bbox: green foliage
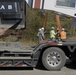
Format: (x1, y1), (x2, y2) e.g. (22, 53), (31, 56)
(23, 4), (75, 45)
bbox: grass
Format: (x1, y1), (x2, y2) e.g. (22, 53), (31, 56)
(20, 39), (38, 46)
(0, 34), (76, 47)
(0, 35), (38, 46)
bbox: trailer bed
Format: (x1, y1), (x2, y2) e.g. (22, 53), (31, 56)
(41, 40), (76, 46)
(61, 41), (76, 45)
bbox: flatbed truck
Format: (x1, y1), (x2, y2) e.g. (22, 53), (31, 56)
(0, 0), (76, 71)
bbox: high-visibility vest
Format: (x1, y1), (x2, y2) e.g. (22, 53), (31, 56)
(50, 30), (56, 38)
(60, 31), (66, 40)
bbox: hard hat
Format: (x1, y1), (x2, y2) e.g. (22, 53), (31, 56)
(39, 28), (41, 31)
(41, 27), (44, 30)
(62, 28), (65, 30)
(51, 27), (54, 29)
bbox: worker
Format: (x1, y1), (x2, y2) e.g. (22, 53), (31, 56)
(41, 27), (45, 40)
(56, 28), (60, 41)
(50, 27), (56, 42)
(60, 28), (67, 42)
(37, 28), (43, 43)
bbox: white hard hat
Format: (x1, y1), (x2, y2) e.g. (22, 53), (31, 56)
(41, 27), (44, 30)
(51, 27), (54, 29)
(62, 28), (65, 30)
(39, 28), (41, 31)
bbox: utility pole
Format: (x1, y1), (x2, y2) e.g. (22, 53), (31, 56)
(56, 15), (61, 33)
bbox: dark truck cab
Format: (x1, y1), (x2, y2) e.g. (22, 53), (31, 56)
(0, 0), (25, 29)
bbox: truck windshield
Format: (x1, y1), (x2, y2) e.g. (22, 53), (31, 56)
(56, 0), (75, 8)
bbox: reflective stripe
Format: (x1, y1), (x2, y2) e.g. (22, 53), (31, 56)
(58, 43), (63, 45)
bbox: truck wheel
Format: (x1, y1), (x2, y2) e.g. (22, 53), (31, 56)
(42, 47), (66, 71)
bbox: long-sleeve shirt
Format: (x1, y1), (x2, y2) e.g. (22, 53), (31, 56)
(50, 30), (56, 38)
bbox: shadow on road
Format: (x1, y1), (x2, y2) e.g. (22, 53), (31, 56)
(35, 62), (47, 71)
(65, 59), (76, 70)
(0, 67), (33, 71)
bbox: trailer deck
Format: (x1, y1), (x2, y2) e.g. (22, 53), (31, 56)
(40, 40), (76, 46)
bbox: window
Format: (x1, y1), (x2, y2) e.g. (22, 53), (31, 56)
(56, 0), (75, 8)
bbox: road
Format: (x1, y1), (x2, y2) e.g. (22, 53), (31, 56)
(0, 59), (76, 75)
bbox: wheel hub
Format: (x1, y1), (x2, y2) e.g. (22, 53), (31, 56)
(51, 56), (57, 62)
(47, 52), (61, 67)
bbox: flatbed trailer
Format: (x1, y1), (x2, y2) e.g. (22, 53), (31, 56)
(0, 41), (75, 71)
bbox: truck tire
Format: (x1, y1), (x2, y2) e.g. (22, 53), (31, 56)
(42, 47), (66, 71)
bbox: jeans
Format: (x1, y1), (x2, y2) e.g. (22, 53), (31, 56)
(50, 38), (55, 42)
